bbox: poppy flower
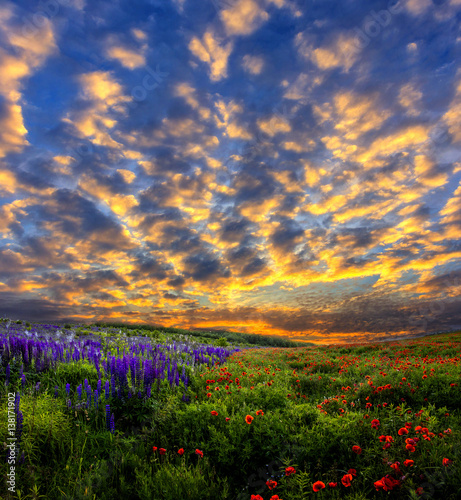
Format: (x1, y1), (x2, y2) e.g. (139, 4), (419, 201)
(266, 479), (277, 490)
(371, 419), (380, 429)
(390, 462), (401, 473)
(195, 449), (203, 458)
(250, 495), (263, 500)
(211, 410), (218, 416)
(225, 417), (230, 422)
(442, 458), (453, 466)
(406, 444), (416, 452)
(352, 445), (362, 454)
(313, 481), (325, 492)
(270, 496), (281, 500)
(348, 469), (357, 477)
(285, 466), (296, 476)
(152, 446), (157, 452)
(416, 487), (424, 496)
(177, 448), (184, 455)
(329, 482), (337, 488)
(256, 409), (264, 416)
(398, 427), (408, 435)
(245, 415), (254, 424)
(341, 474), (353, 487)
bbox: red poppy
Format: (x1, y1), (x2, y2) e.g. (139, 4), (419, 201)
(285, 466), (296, 476)
(348, 469), (357, 477)
(195, 449), (203, 458)
(225, 417), (230, 421)
(206, 393), (212, 398)
(266, 479), (277, 490)
(250, 495), (263, 500)
(341, 474), (353, 487)
(177, 448), (184, 455)
(313, 481), (325, 492)
(442, 458), (453, 466)
(329, 482), (337, 488)
(416, 487), (424, 495)
(159, 448), (166, 455)
(352, 445), (362, 454)
(404, 460), (414, 467)
(371, 419), (380, 429)
(211, 410), (218, 416)
(152, 446), (157, 452)
(406, 444), (416, 452)
(270, 496), (281, 500)
(398, 427), (408, 435)
(256, 409), (264, 416)
(245, 415), (254, 424)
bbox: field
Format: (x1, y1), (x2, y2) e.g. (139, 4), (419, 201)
(1, 318), (460, 499)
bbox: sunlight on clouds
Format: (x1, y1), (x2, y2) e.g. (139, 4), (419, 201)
(189, 31), (233, 81)
(296, 32), (361, 73)
(0, 7), (56, 156)
(357, 125), (429, 165)
(242, 54), (264, 74)
(220, 0), (269, 36)
(258, 114), (291, 137)
(399, 83), (422, 116)
(106, 45), (146, 69)
(174, 82), (211, 120)
(215, 99), (252, 139)
(404, 0), (432, 15)
(442, 77), (461, 142)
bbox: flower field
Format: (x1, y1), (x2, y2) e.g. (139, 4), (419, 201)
(1, 318), (460, 499)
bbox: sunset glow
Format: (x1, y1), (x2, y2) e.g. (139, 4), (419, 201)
(0, 0), (460, 343)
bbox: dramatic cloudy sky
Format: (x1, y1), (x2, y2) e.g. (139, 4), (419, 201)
(0, 0), (460, 343)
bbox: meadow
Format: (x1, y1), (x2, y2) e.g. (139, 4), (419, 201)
(0, 318), (460, 499)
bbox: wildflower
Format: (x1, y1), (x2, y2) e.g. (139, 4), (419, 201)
(195, 449), (203, 458)
(329, 482), (337, 487)
(256, 409), (264, 416)
(406, 444), (416, 452)
(159, 448), (166, 455)
(245, 415), (254, 424)
(442, 458), (453, 466)
(285, 466), (296, 476)
(270, 496), (281, 500)
(266, 479), (277, 490)
(177, 448), (184, 455)
(206, 393), (212, 398)
(348, 469), (357, 477)
(352, 445), (362, 454)
(403, 460), (414, 467)
(371, 419), (380, 429)
(416, 487), (424, 496)
(251, 496), (263, 500)
(398, 427), (409, 435)
(313, 481), (325, 492)
(153, 446), (158, 452)
(225, 417), (230, 422)
(211, 410), (218, 416)
(341, 474), (353, 487)
(390, 462), (401, 473)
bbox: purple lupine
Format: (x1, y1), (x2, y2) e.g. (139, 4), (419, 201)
(104, 380), (110, 399)
(77, 384), (82, 400)
(35, 382), (40, 392)
(94, 390), (99, 410)
(21, 373), (26, 389)
(105, 405), (111, 430)
(54, 385), (59, 398)
(110, 413), (115, 434)
(66, 383), (70, 396)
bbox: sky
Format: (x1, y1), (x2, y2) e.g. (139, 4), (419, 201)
(0, 0), (460, 344)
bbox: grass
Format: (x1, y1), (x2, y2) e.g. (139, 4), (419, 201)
(1, 318), (460, 499)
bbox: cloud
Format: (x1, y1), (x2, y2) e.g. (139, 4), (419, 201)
(241, 54), (264, 74)
(220, 0), (269, 36)
(189, 30), (233, 81)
